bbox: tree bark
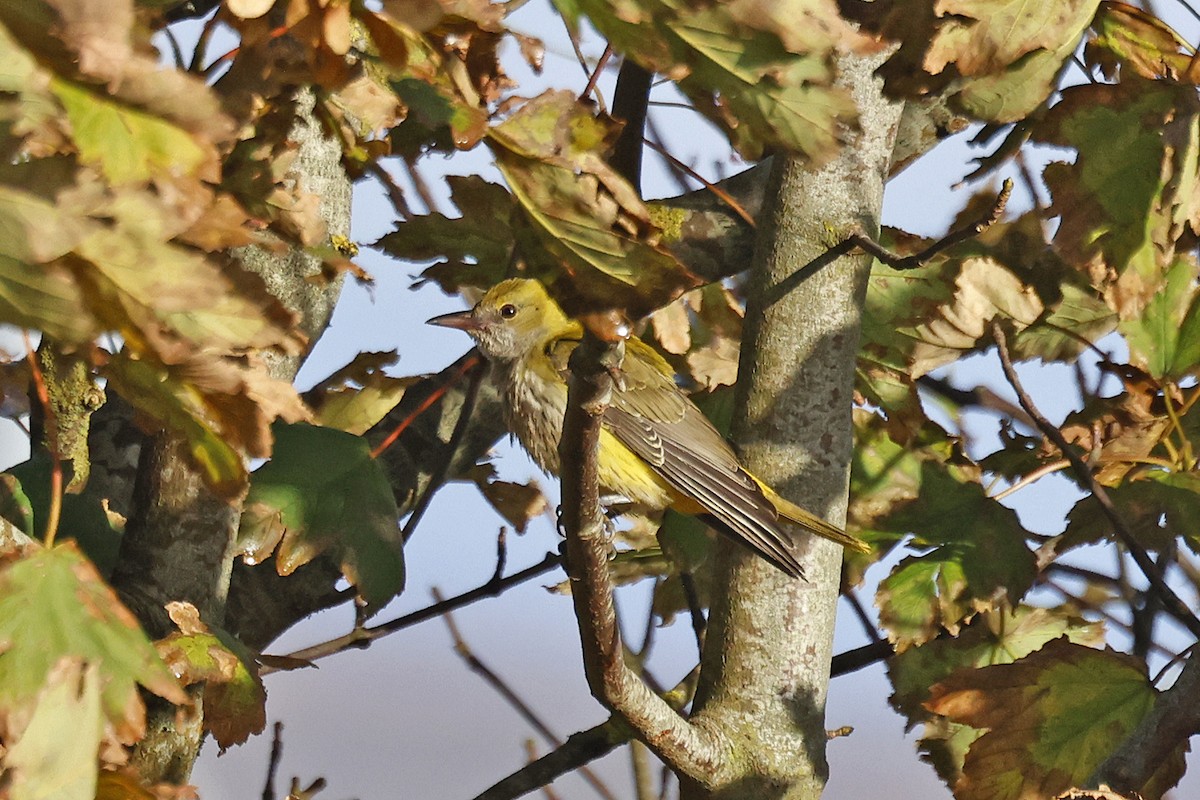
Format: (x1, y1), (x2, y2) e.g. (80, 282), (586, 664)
(684, 51), (902, 799)
(109, 86), (350, 784)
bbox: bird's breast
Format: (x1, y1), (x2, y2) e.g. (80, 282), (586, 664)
(501, 358), (567, 475)
(498, 357), (675, 510)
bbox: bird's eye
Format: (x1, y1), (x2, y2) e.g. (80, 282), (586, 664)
(499, 304), (517, 318)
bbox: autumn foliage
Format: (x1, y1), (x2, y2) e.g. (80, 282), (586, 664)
(2, 1), (1200, 798)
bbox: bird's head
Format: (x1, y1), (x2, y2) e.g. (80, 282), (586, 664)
(426, 279), (573, 361)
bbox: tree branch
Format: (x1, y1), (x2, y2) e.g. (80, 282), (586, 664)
(681, 47), (902, 800)
(559, 334), (727, 780)
(435, 588), (619, 800)
(262, 552), (562, 671)
(1088, 650), (1200, 793)
(991, 322), (1200, 639)
(473, 721), (630, 800)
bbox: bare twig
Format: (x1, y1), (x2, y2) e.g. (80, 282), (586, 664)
(400, 357), (486, 543)
(370, 353), (481, 459)
(188, 5), (221, 73)
(364, 161), (415, 221)
(580, 44), (614, 105)
(491, 528), (509, 583)
(263, 552), (562, 672)
(642, 138), (756, 228)
(24, 333), (60, 547)
(646, 117), (693, 196)
(473, 721), (630, 800)
(842, 589), (882, 644)
(558, 334), (724, 778)
(990, 459), (1071, 501)
(262, 721), (284, 800)
(630, 740), (657, 800)
(830, 640), (894, 677)
(916, 374), (1038, 428)
(992, 322), (1200, 639)
(286, 777), (327, 799)
(434, 588), (619, 800)
(402, 157), (440, 215)
(678, 571), (706, 658)
(845, 179), (1013, 270)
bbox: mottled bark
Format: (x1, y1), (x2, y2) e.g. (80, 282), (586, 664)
(110, 86), (350, 783)
(684, 51), (902, 800)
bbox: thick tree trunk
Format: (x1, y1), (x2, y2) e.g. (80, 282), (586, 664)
(684, 52), (902, 799)
(109, 87), (350, 784)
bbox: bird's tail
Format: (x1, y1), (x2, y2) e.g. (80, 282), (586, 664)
(760, 485), (871, 553)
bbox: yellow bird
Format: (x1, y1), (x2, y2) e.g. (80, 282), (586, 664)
(428, 279), (868, 578)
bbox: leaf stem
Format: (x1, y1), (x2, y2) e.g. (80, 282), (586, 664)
(23, 332), (61, 548)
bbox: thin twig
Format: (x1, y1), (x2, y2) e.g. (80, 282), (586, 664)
(842, 589), (882, 644)
(473, 721), (630, 800)
(630, 740), (656, 800)
(1151, 643), (1195, 686)
(990, 459), (1071, 501)
(642, 138), (756, 228)
(646, 117), (693, 195)
(262, 552), (562, 672)
(24, 334), (61, 547)
(678, 572), (706, 658)
(435, 588), (619, 800)
(992, 321), (1200, 640)
(365, 160), (415, 221)
(491, 528), (509, 583)
(399, 357), (486, 543)
(580, 44), (614, 105)
(402, 157), (440, 215)
(262, 721), (284, 800)
(188, 7), (221, 73)
(162, 25), (187, 70)
(1044, 579), (1174, 658)
(370, 353), (481, 459)
(847, 179), (1013, 270)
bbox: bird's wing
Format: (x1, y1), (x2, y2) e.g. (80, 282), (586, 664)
(545, 334), (803, 575)
(602, 341), (805, 577)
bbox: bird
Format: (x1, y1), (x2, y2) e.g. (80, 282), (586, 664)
(427, 278), (869, 578)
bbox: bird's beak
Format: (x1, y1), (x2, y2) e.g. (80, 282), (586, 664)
(426, 309), (482, 332)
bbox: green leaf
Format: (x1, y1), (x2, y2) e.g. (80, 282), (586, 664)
(155, 602), (266, 752)
(488, 90), (699, 319)
(5, 661), (103, 800)
(0, 473), (34, 537)
(375, 175), (515, 294)
(50, 77), (209, 185)
(870, 0), (1098, 123)
(7, 456), (122, 574)
(927, 639), (1183, 800)
(1009, 278), (1117, 362)
(0, 254), (95, 343)
(0, 543), (186, 744)
(238, 422), (405, 612)
(1035, 80), (1184, 310)
(858, 413), (1038, 646)
(556, 0), (861, 161)
(887, 606), (1104, 787)
(1120, 256), (1200, 379)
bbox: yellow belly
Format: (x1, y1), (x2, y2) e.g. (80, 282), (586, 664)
(501, 357), (680, 511)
